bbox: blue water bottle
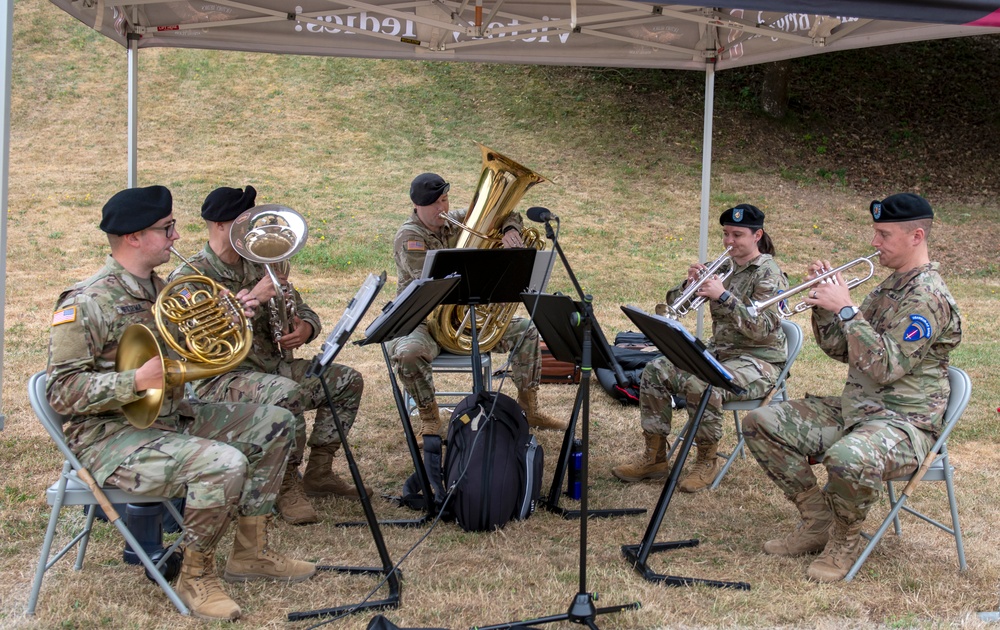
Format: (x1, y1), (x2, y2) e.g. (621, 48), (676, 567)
(566, 439), (583, 500)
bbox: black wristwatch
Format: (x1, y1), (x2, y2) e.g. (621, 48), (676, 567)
(837, 305), (860, 322)
(717, 290), (732, 303)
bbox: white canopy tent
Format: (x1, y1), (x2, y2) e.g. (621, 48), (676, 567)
(1, 1), (998, 427)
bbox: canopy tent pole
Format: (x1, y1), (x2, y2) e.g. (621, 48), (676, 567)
(0, 0), (12, 430)
(127, 35), (138, 187)
(696, 63), (715, 339)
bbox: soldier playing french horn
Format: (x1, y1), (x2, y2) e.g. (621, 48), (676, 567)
(612, 204), (788, 493)
(46, 186), (314, 621)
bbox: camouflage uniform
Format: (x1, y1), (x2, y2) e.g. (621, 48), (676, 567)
(170, 244), (363, 467)
(46, 256), (295, 551)
(743, 262), (962, 524)
(388, 208), (541, 407)
(641, 254), (788, 445)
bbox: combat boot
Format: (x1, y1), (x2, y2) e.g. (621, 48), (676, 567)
(763, 485), (833, 556)
(678, 442), (721, 493)
(223, 515), (316, 583)
(303, 443), (373, 499)
(275, 466), (318, 526)
(517, 387), (568, 432)
(806, 516), (864, 582)
(175, 547), (241, 621)
(612, 431), (670, 483)
(416, 400), (442, 449)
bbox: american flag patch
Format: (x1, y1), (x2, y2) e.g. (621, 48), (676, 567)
(52, 306), (77, 326)
(406, 240), (426, 252)
(179, 288), (192, 302)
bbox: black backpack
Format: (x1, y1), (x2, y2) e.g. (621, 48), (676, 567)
(595, 332), (663, 405)
(445, 391), (544, 532)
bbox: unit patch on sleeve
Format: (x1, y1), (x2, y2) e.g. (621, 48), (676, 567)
(903, 314), (932, 341)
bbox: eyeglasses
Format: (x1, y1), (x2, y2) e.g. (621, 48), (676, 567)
(146, 220), (177, 238)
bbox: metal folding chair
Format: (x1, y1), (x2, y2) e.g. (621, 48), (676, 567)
(403, 351), (493, 415)
(845, 365), (971, 581)
(25, 371), (189, 616)
(664, 320), (804, 489)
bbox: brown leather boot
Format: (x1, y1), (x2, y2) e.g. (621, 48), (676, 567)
(416, 400), (442, 449)
(763, 485), (833, 556)
(517, 387), (567, 432)
(806, 516), (864, 582)
(303, 443), (373, 499)
(175, 547), (241, 621)
(611, 431), (669, 483)
(223, 515), (316, 583)
(275, 465), (318, 526)
(678, 442), (721, 493)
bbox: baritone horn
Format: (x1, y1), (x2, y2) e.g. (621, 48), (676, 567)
(230, 205), (309, 358)
(115, 247), (253, 429)
(747, 251), (881, 319)
(659, 246), (734, 319)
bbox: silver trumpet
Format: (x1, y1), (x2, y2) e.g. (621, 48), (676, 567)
(748, 251), (881, 319)
(661, 246), (734, 319)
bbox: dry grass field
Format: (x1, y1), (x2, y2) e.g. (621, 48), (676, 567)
(1, 1), (999, 629)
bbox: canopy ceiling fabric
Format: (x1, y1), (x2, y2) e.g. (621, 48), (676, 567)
(51, 1), (1000, 71)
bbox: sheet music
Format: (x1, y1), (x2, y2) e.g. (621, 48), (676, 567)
(310, 272), (385, 372)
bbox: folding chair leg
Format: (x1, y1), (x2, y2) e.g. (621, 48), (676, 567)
(944, 457), (967, 570)
(112, 519), (189, 615)
(846, 495), (911, 582)
(26, 465), (70, 616)
(887, 481), (902, 536)
(710, 436), (744, 490)
(76, 505), (97, 570)
(664, 417), (693, 464)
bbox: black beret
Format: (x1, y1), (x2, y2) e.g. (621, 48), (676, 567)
(201, 185), (257, 222)
(719, 203), (765, 230)
(870, 193), (933, 223)
(410, 173), (450, 206)
(100, 185), (173, 235)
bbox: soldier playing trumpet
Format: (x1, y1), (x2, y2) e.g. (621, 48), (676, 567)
(613, 204), (788, 492)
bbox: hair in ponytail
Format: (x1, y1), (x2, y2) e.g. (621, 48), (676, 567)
(757, 229), (775, 256)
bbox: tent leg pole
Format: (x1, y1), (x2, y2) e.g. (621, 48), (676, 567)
(127, 35), (138, 188)
(697, 64), (715, 339)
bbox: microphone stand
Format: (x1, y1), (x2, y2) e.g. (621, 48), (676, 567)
(477, 216), (639, 629)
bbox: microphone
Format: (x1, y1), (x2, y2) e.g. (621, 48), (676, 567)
(526, 206), (558, 223)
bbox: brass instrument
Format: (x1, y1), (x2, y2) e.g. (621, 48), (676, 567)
(659, 246), (734, 319)
(230, 205), (309, 358)
(748, 251), (881, 319)
(115, 247), (253, 429)
(426, 143), (548, 355)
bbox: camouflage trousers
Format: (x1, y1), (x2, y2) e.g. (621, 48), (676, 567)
(639, 354), (780, 445)
(388, 317), (541, 409)
(195, 360), (364, 466)
(102, 401), (294, 552)
(743, 395), (935, 524)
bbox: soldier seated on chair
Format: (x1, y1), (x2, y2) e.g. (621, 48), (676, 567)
(742, 193), (962, 582)
(611, 205), (788, 493)
(389, 172), (567, 448)
(168, 185), (367, 527)
(46, 186), (314, 621)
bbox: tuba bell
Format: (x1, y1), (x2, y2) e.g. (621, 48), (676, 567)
(115, 248), (254, 429)
(426, 143), (548, 355)
(229, 204), (309, 359)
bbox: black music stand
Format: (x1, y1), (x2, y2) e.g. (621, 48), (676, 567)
(523, 292), (645, 520)
(287, 273), (405, 622)
(618, 305), (750, 591)
(352, 274), (462, 528)
(478, 217), (640, 630)
(423, 247), (537, 394)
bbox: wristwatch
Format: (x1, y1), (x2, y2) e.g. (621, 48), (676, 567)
(837, 305), (860, 322)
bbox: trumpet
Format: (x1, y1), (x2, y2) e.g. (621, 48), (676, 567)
(660, 247), (734, 319)
(747, 251), (881, 319)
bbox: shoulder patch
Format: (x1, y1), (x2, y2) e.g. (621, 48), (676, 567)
(406, 240), (426, 252)
(903, 314), (932, 341)
(52, 306), (77, 326)
(116, 303), (147, 315)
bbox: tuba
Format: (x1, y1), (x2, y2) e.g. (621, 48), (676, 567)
(115, 248), (254, 429)
(427, 143), (548, 355)
(229, 204), (309, 359)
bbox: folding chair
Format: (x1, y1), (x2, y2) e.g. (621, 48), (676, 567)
(25, 371), (189, 616)
(664, 319), (803, 490)
(403, 351), (493, 415)
(845, 365), (971, 581)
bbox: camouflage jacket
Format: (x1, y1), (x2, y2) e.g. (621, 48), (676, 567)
(46, 256), (186, 484)
(666, 253), (788, 364)
(169, 243), (322, 376)
(811, 262), (962, 435)
(392, 208), (523, 295)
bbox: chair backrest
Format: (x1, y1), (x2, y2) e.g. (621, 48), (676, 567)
(28, 371), (82, 470)
(936, 366), (972, 448)
(771, 320), (804, 402)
